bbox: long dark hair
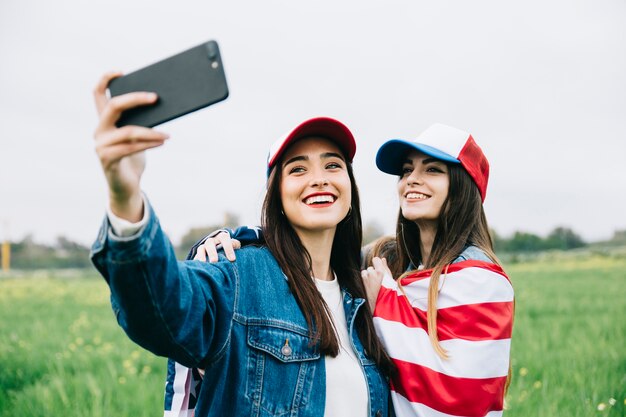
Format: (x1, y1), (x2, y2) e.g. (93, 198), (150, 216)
(376, 164), (499, 357)
(393, 164), (498, 273)
(371, 162), (511, 391)
(262, 147), (393, 374)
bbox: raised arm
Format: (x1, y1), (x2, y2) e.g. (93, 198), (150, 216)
(90, 73), (235, 368)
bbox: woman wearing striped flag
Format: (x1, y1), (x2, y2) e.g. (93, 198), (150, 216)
(362, 123), (514, 417)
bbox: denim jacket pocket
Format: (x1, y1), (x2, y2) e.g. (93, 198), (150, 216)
(246, 322), (321, 416)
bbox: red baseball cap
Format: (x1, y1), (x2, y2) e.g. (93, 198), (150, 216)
(267, 117), (356, 175)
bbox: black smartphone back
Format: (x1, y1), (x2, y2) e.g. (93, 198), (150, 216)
(108, 40), (229, 127)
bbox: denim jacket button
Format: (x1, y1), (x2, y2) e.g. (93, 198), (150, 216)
(375, 410), (383, 417)
(281, 339), (292, 357)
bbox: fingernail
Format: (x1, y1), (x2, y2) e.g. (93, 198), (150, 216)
(147, 92), (158, 100)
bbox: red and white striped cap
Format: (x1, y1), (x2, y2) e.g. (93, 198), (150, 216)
(376, 123), (490, 201)
(267, 117), (356, 176)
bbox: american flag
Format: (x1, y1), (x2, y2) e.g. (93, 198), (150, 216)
(373, 260), (514, 417)
(164, 359), (203, 417)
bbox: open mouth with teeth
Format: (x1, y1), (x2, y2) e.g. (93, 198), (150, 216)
(405, 192), (430, 200)
(304, 194), (337, 206)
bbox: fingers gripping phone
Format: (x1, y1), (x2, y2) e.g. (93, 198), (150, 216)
(108, 40), (229, 127)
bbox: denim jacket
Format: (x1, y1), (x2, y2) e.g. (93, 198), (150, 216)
(91, 203), (389, 417)
(453, 245), (492, 263)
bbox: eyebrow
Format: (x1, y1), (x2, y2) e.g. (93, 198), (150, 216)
(283, 152), (345, 167)
(402, 157), (443, 165)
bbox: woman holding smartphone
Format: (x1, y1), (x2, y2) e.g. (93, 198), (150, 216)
(91, 72), (392, 417)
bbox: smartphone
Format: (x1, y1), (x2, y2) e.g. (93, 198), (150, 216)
(108, 40), (229, 127)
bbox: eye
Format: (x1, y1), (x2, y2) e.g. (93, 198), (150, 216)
(426, 163), (447, 173)
(288, 165), (306, 174)
(400, 165), (413, 177)
(326, 161), (344, 170)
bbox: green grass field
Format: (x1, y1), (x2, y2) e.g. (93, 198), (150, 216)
(1, 255), (624, 416)
(0, 270), (166, 417)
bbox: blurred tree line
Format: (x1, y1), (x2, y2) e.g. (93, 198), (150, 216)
(2, 215), (626, 270)
(492, 227), (587, 252)
(7, 235), (94, 269)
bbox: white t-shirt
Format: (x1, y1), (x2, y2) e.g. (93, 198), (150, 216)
(315, 276), (369, 417)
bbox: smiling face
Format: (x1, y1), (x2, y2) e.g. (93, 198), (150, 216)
(398, 150), (450, 227)
(279, 136), (352, 236)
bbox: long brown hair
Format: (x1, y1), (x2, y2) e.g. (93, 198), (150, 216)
(369, 164), (515, 393)
(262, 144), (393, 374)
(391, 164), (499, 356)
(375, 163), (511, 389)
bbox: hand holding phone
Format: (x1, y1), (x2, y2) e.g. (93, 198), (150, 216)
(107, 40), (229, 127)
(93, 72), (169, 223)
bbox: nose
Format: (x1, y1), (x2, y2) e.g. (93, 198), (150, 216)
(310, 177), (329, 187)
(406, 170), (423, 186)
(309, 167), (330, 187)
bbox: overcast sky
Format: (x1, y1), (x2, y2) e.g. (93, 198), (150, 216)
(1, 0), (625, 246)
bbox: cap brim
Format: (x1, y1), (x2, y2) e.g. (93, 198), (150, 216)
(375, 139), (460, 175)
(268, 117), (356, 173)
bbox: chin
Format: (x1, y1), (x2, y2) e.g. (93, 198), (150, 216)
(401, 209), (429, 222)
(293, 217), (342, 232)
(310, 219), (342, 229)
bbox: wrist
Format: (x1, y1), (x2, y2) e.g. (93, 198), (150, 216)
(109, 191), (144, 223)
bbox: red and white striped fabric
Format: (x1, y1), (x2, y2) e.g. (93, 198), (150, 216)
(373, 260), (514, 417)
